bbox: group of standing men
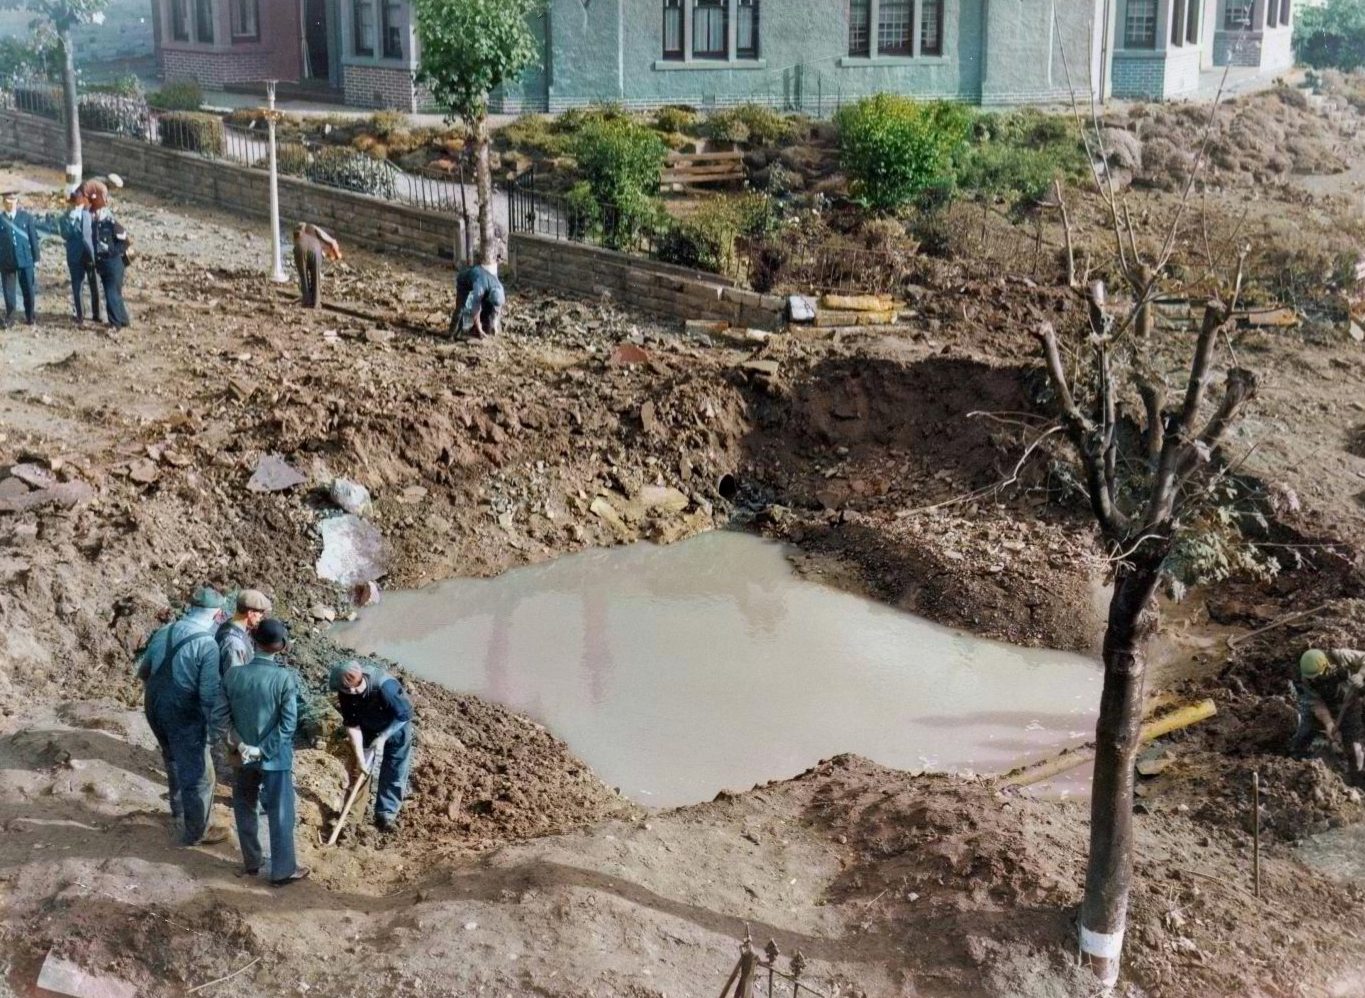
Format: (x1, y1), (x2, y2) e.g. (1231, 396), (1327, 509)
(138, 587), (415, 884)
(0, 178), (131, 329)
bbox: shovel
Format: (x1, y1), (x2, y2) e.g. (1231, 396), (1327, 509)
(326, 771), (369, 846)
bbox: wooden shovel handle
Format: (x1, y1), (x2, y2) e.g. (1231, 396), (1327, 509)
(326, 773), (369, 847)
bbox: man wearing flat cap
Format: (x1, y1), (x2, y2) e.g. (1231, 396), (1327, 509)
(0, 190), (40, 327)
(137, 586), (230, 845)
(217, 589), (273, 677)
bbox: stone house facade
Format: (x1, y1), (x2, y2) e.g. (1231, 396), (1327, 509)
(148, 0), (1297, 112)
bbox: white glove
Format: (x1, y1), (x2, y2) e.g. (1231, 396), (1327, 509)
(365, 741), (385, 777)
(238, 744), (262, 764)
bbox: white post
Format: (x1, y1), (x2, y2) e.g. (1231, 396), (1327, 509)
(266, 80), (288, 283)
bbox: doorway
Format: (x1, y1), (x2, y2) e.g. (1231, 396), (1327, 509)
(302, 0), (332, 83)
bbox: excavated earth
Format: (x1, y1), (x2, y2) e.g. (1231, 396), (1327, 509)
(0, 146), (1363, 998)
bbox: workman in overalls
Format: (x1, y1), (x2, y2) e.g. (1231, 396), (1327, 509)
(137, 587), (229, 845)
(450, 264), (505, 338)
(328, 660), (414, 833)
(1291, 647), (1365, 784)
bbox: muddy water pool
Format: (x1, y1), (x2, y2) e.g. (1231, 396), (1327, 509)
(336, 531), (1100, 808)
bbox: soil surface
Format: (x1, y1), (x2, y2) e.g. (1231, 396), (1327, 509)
(3, 86), (1365, 997)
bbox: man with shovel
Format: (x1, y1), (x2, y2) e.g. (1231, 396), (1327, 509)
(329, 661), (414, 833)
(1292, 647), (1365, 785)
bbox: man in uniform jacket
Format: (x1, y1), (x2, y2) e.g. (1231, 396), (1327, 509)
(59, 188), (99, 323)
(0, 191), (40, 326)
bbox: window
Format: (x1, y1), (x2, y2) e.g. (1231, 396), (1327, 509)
(1123, 0), (1157, 48)
(381, 0), (403, 59)
(693, 0), (727, 59)
(920, 0), (942, 55)
(663, 0), (683, 59)
(230, 0), (258, 39)
(849, 0), (871, 56)
(878, 0), (912, 56)
(1224, 1), (1252, 29)
(1171, 0), (1185, 44)
(170, 0), (189, 41)
(737, 0), (759, 59)
(354, 0), (375, 56)
(1186, 0), (1200, 44)
(1266, 0), (1276, 26)
(1280, 0), (1291, 26)
(194, 0), (214, 43)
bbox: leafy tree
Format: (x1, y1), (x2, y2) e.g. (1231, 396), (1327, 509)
(414, 0), (543, 267)
(835, 93), (969, 214)
(0, 0), (110, 188)
(0, 35), (58, 87)
(572, 117), (666, 251)
(1295, 0), (1365, 71)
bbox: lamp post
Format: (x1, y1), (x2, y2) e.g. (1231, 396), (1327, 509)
(266, 80), (287, 283)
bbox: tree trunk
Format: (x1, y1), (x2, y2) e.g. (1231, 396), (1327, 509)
(1079, 549), (1166, 988)
(59, 25), (82, 191)
(473, 113), (495, 271)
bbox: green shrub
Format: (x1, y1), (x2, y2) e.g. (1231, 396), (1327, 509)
(951, 109), (1087, 210)
(564, 180), (603, 241)
(556, 102), (629, 134)
(265, 142), (310, 176)
(158, 111), (225, 155)
(367, 109), (409, 138)
(836, 94), (970, 214)
(654, 104), (698, 134)
(1295, 0), (1365, 71)
(500, 113), (571, 158)
(149, 80), (203, 111)
(78, 95), (149, 139)
(572, 117), (667, 250)
(304, 146), (397, 199)
(13, 83), (60, 118)
(86, 73), (144, 98)
(655, 192), (780, 276)
(704, 103), (794, 147)
(0, 38), (58, 88)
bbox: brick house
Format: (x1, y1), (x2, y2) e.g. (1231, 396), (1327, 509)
(150, 0), (1297, 112)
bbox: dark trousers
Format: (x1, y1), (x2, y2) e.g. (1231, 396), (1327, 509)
(96, 257), (129, 327)
(66, 252), (100, 322)
(232, 765), (298, 881)
(1, 266), (36, 324)
(145, 705), (215, 845)
(294, 245), (323, 309)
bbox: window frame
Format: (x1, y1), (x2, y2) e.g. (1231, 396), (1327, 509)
(170, 0), (190, 41)
(1170, 0), (1185, 45)
(381, 0), (404, 60)
(662, 0), (684, 60)
(1123, 0), (1158, 49)
(1186, 0), (1200, 44)
(194, 0), (214, 44)
(1224, 1), (1252, 30)
(919, 0), (943, 56)
(1279, 0), (1290, 26)
(877, 0), (913, 57)
(736, 0), (759, 60)
(353, 0), (376, 57)
(230, 0), (259, 42)
(1266, 0), (1276, 27)
(692, 0), (728, 60)
(849, 0), (871, 57)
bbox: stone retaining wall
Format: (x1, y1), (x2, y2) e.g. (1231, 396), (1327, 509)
(509, 234), (786, 329)
(0, 109), (455, 261)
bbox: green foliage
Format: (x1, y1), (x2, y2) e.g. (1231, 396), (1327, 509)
(499, 113), (570, 158)
(556, 102), (628, 133)
(148, 80), (203, 111)
(413, 0), (543, 124)
(572, 117), (667, 250)
(0, 36), (57, 84)
(1164, 481), (1281, 600)
(157, 111), (224, 155)
(953, 111), (1086, 209)
(367, 109), (408, 139)
(653, 104), (697, 135)
(1295, 0), (1365, 71)
(564, 180), (602, 241)
(836, 94), (970, 214)
(85, 72), (142, 97)
(0, 0), (110, 33)
(304, 146), (398, 199)
(77, 94), (147, 138)
(265, 142), (310, 177)
(704, 103), (795, 147)
(655, 192), (780, 277)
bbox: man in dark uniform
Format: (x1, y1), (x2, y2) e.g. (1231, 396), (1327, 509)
(58, 188), (100, 323)
(0, 191), (40, 326)
(85, 180), (132, 328)
(292, 222), (341, 309)
(329, 660), (414, 832)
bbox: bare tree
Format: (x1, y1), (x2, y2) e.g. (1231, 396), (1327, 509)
(1048, 16), (1261, 988)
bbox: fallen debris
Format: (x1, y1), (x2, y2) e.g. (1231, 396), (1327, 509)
(248, 454), (308, 493)
(329, 478), (372, 515)
(36, 952), (137, 998)
(316, 514), (389, 586)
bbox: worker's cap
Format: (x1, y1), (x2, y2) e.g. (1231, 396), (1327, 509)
(236, 588), (273, 613)
(329, 661), (367, 692)
(190, 586), (226, 609)
(1300, 648), (1329, 679)
(254, 618), (289, 648)
(106, 173), (124, 189)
